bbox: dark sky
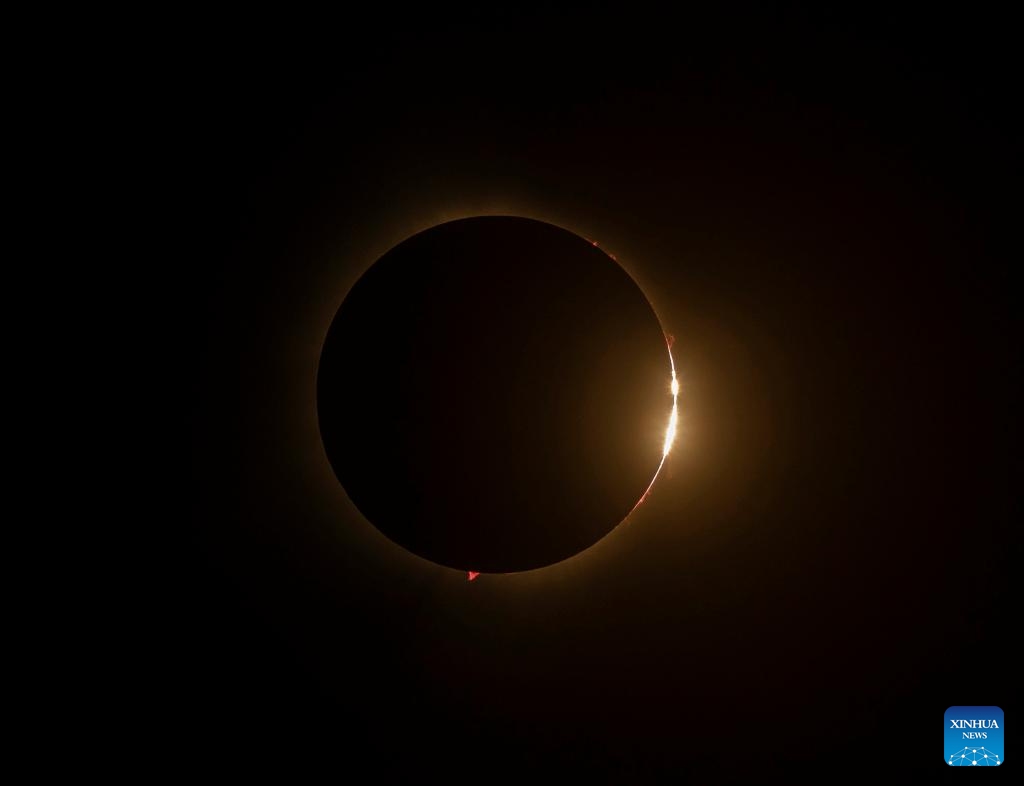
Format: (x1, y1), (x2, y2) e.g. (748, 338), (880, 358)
(167, 9), (1017, 779)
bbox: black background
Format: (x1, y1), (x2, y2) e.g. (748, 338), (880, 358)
(159, 8), (1016, 780)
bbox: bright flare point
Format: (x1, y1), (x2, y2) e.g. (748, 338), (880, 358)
(630, 339), (679, 513)
(663, 361), (679, 457)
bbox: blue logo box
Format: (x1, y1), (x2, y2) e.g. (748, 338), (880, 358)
(946, 706), (1003, 766)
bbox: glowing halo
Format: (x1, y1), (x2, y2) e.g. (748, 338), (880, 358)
(317, 215), (677, 575)
(630, 332), (678, 514)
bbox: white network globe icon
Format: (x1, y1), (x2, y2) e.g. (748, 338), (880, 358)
(948, 746), (1001, 766)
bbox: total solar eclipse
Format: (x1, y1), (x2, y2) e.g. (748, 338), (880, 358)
(317, 216), (676, 574)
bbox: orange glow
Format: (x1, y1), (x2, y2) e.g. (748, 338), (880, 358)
(631, 333), (678, 512)
(467, 571), (480, 581)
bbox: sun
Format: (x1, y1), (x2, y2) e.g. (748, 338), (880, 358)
(664, 364), (679, 457)
(628, 333), (679, 516)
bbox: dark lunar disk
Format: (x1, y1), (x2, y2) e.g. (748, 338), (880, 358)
(317, 216), (671, 573)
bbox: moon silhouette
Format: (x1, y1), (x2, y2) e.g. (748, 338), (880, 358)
(317, 216), (675, 573)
